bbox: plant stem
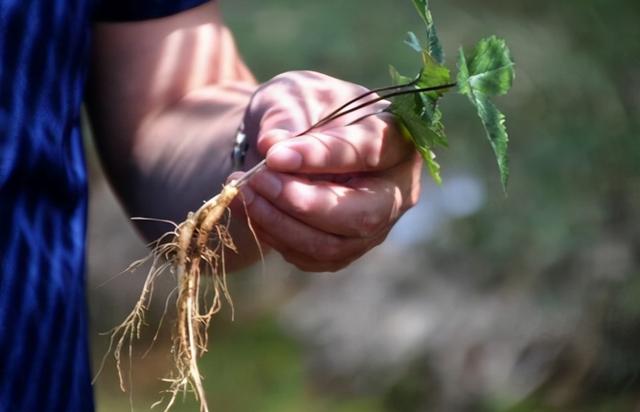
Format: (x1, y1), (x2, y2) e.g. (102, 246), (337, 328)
(308, 78), (420, 131)
(230, 81), (458, 188)
(231, 160), (267, 188)
(304, 82), (456, 132)
(313, 82), (457, 129)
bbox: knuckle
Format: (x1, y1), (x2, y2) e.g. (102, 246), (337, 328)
(260, 74), (300, 99)
(372, 230), (390, 248)
(353, 209), (387, 238)
(289, 199), (311, 216)
(404, 183), (422, 211)
(269, 72), (297, 86)
(296, 70), (325, 80)
(261, 202), (284, 228)
(407, 189), (421, 209)
(308, 235), (344, 261)
(363, 144), (382, 169)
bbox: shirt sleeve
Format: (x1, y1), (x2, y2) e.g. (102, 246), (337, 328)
(94, 0), (211, 22)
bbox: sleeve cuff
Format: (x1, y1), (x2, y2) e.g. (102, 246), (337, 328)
(94, 0), (211, 22)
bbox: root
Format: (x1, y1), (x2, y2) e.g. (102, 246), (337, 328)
(101, 183), (240, 412)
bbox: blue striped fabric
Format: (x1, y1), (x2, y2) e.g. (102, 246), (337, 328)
(0, 1), (208, 410)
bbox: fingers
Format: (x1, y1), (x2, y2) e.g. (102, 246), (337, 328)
(248, 170), (403, 238)
(243, 193), (384, 267)
(227, 153), (421, 272)
(265, 113), (415, 174)
(252, 221), (386, 273)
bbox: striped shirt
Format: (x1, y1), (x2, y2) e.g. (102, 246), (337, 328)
(0, 1), (208, 410)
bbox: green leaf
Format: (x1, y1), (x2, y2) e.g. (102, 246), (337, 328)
(388, 92), (441, 148)
(404, 31), (423, 53)
(388, 92), (443, 184)
(389, 65), (413, 86)
(458, 36), (514, 96)
(476, 94), (509, 189)
(421, 146), (442, 185)
(457, 37), (514, 191)
(417, 52), (450, 89)
(416, 52), (451, 148)
(388, 52), (451, 184)
(411, 0), (444, 64)
(423, 104), (447, 147)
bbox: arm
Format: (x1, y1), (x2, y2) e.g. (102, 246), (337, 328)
(87, 2), (262, 268)
(88, 1), (422, 273)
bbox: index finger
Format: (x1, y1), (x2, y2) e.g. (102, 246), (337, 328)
(265, 113), (414, 174)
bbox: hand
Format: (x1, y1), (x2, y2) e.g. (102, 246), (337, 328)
(230, 71), (422, 272)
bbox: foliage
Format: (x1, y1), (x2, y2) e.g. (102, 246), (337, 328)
(387, 2), (515, 190)
(410, 0), (444, 64)
(457, 36), (514, 190)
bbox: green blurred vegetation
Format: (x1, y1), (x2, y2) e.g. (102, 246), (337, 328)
(92, 0), (640, 411)
(95, 317), (383, 412)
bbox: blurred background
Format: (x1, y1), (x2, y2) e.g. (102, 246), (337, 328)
(87, 0), (640, 411)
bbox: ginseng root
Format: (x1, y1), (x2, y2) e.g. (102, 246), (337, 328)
(102, 183), (239, 412)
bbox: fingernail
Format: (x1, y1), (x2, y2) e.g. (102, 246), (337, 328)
(239, 186), (255, 206)
(251, 170), (283, 200)
(267, 145), (303, 171)
(226, 171), (245, 185)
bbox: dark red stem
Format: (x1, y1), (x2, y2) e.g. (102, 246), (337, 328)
(232, 81), (458, 188)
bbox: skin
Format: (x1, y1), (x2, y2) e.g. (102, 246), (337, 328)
(87, 1), (422, 272)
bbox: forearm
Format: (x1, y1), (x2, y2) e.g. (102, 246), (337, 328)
(87, 2), (264, 269)
(86, 2), (420, 275)
(91, 84), (253, 223)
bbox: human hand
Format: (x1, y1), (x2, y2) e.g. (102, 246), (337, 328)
(229, 71), (422, 272)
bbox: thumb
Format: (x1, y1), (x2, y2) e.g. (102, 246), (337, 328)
(256, 128), (292, 156)
(265, 138), (307, 172)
